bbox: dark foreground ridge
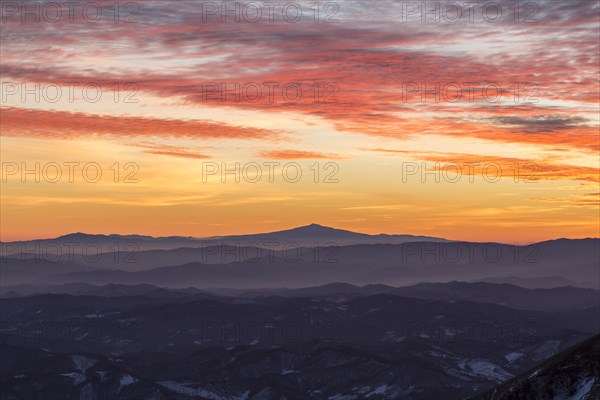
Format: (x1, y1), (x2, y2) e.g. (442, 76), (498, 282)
(471, 333), (600, 399)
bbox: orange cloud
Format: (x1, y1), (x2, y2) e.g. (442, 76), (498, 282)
(259, 149), (345, 160)
(366, 149), (600, 183)
(530, 193), (600, 208)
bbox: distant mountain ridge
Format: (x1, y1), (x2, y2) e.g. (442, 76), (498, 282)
(5, 225), (600, 256)
(1, 226), (598, 291)
(2, 239), (598, 289)
(3, 281), (598, 316)
(1, 223), (449, 251)
(4, 225), (598, 252)
(207, 223), (449, 243)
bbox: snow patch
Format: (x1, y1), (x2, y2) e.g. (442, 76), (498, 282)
(328, 395), (358, 400)
(72, 355), (96, 372)
(504, 352), (524, 363)
(466, 360), (513, 383)
(60, 372), (86, 385)
(120, 374), (136, 387)
(366, 384), (389, 397)
(554, 378), (596, 400)
(533, 340), (561, 361)
(281, 369), (297, 375)
(159, 381), (249, 400)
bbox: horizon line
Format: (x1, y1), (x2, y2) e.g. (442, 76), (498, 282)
(1, 223), (599, 245)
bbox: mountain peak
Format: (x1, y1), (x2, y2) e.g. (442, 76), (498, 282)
(57, 232), (103, 239)
(298, 223), (335, 231)
(275, 224), (368, 239)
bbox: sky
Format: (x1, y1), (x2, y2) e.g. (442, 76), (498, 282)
(1, 0), (599, 242)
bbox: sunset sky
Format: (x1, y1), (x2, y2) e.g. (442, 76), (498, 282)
(1, 0), (598, 242)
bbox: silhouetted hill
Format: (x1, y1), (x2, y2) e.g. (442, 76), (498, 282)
(474, 276), (577, 289)
(208, 223), (448, 245)
(0, 224), (449, 257)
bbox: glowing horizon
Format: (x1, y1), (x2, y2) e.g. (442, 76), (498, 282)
(1, 0), (599, 243)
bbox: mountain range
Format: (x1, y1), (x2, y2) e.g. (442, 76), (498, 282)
(1, 225), (598, 399)
(2, 224), (598, 290)
(0, 224), (449, 253)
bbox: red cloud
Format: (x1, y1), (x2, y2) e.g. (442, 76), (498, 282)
(0, 107), (286, 141)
